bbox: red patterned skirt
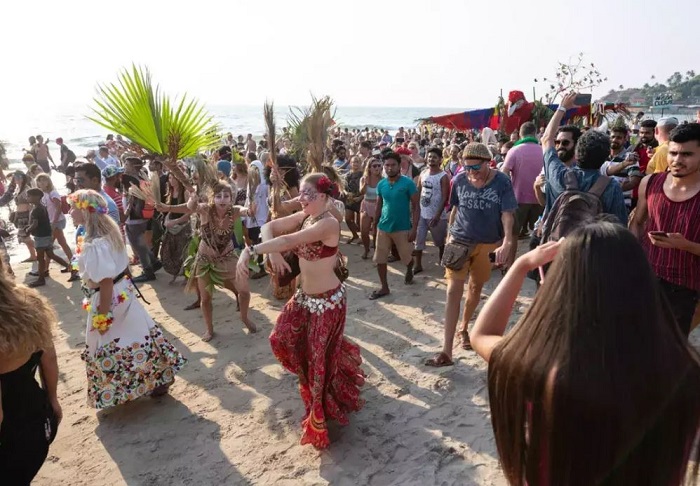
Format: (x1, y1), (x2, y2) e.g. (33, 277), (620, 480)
(270, 283), (365, 448)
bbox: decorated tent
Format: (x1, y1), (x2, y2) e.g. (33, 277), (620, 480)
(418, 91), (629, 132)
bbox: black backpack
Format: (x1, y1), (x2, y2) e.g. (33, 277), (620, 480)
(540, 170), (611, 243)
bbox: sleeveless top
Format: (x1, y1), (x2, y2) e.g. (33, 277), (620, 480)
(0, 351), (47, 421)
(641, 172), (700, 292)
(419, 170), (447, 220)
(200, 208), (235, 254)
(292, 215), (338, 261)
(364, 182), (378, 202)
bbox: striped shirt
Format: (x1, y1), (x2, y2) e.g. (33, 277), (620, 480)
(641, 172), (700, 291)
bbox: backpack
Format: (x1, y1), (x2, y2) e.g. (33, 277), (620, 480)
(540, 170), (611, 243)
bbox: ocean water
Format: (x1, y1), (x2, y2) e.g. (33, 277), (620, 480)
(0, 105), (464, 162)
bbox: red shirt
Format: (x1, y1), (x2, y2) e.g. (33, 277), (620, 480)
(641, 172), (700, 291)
(103, 185), (123, 218)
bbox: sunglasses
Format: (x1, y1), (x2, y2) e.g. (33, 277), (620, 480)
(464, 163), (484, 171)
(554, 140), (571, 147)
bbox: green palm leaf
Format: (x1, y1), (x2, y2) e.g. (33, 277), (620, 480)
(88, 64), (221, 169)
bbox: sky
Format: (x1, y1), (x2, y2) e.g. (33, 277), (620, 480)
(1, 0), (698, 114)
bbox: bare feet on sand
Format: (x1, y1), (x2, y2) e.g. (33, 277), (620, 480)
(201, 331), (214, 342)
(243, 319), (257, 334)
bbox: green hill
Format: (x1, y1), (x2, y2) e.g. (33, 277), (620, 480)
(601, 71), (700, 106)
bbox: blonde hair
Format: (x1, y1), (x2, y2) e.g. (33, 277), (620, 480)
(71, 189), (125, 254)
(0, 258), (55, 357)
(35, 173), (55, 192)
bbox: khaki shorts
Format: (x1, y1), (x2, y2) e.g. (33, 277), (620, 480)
(444, 242), (498, 285)
(374, 230), (414, 265)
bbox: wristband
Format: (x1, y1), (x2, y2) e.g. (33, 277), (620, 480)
(249, 245), (258, 259)
(557, 106), (568, 113)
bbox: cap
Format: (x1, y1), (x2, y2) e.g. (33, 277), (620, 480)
(102, 165), (125, 179)
(395, 146), (412, 156)
(217, 160), (232, 177)
(658, 116), (679, 127)
(462, 142), (492, 161)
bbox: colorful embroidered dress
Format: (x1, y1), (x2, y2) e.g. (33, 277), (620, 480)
(270, 235), (365, 448)
(77, 237), (186, 409)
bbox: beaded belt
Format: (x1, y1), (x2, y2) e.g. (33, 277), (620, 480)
(293, 284), (346, 315)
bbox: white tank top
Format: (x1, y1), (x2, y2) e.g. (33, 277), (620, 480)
(419, 170), (447, 220)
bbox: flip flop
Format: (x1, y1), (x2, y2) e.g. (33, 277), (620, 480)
(369, 290), (390, 300)
(425, 352), (454, 367)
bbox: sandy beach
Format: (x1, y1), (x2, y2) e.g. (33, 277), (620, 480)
(11, 225), (695, 486)
(8, 224), (532, 486)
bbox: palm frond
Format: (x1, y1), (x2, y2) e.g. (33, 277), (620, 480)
(286, 95), (335, 173)
(264, 101), (277, 167)
(88, 64), (220, 189)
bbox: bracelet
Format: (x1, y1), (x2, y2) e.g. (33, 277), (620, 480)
(557, 106), (568, 113)
(92, 311), (114, 333)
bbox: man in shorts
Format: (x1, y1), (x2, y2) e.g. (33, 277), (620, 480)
(426, 143), (517, 367)
(369, 151), (419, 300)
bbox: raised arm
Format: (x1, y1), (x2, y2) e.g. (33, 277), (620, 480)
(542, 92), (577, 151)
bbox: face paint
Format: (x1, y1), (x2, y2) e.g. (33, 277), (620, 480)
(214, 191), (231, 205)
(299, 186), (319, 202)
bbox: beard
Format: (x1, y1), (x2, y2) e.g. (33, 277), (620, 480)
(558, 147), (575, 162)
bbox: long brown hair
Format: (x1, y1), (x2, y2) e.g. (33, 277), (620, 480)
(488, 221), (700, 486)
(0, 258), (55, 357)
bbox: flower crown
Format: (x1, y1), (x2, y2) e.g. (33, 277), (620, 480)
(69, 194), (109, 214)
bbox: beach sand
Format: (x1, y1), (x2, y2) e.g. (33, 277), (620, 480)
(20, 227), (698, 486)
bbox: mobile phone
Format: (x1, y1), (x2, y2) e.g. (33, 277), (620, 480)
(649, 231), (669, 238)
(574, 93), (592, 106)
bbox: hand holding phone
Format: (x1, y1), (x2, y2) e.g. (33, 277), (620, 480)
(649, 231), (668, 238)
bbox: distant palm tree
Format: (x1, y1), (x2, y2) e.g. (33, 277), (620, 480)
(618, 84), (624, 90)
(687, 70), (696, 80)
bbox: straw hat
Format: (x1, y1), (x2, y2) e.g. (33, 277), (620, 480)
(462, 142), (492, 161)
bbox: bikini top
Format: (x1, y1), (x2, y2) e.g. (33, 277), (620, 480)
(292, 215), (338, 261)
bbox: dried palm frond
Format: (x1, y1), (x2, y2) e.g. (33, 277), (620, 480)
(149, 171), (161, 203)
(287, 95), (335, 173)
(264, 101), (277, 167)
(128, 184), (153, 203)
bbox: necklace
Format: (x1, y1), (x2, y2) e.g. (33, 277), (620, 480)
(211, 206), (234, 236)
(303, 210), (330, 229)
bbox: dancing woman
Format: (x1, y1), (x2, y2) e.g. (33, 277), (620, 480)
(0, 171), (37, 262)
(69, 190), (187, 408)
(186, 181), (255, 341)
(160, 172), (193, 282)
(0, 258), (61, 484)
(237, 173), (365, 449)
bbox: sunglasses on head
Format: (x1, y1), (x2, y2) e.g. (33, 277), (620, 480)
(555, 140), (571, 147)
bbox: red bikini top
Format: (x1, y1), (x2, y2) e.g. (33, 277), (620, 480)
(293, 215), (338, 261)
(293, 241), (338, 261)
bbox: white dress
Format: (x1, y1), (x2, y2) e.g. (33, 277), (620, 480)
(78, 238), (187, 409)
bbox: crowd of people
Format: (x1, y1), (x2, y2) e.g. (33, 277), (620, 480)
(2, 94), (700, 484)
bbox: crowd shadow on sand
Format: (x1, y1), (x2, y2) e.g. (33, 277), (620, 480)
(95, 396), (252, 485)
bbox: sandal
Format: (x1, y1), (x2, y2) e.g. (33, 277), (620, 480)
(425, 352), (454, 367)
(369, 289), (390, 300)
(459, 329), (472, 350)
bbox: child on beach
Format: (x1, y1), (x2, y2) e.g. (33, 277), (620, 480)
(25, 188), (71, 287)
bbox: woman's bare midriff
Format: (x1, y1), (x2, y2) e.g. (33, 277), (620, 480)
(298, 256), (340, 295)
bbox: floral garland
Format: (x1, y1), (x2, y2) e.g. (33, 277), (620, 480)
(69, 195), (109, 214)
